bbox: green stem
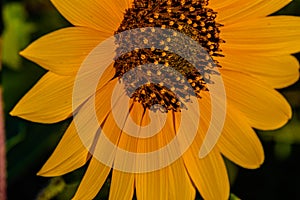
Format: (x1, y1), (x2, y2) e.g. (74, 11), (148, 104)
(0, 87), (6, 200)
(0, 3), (6, 198)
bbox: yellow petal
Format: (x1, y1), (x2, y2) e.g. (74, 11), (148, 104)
(129, 101), (150, 127)
(217, 104), (264, 169)
(84, 93), (133, 172)
(135, 159), (195, 200)
(219, 54), (299, 88)
(181, 91), (229, 199)
(72, 62), (116, 111)
(221, 69), (292, 130)
(72, 158), (111, 200)
(135, 107), (175, 153)
(95, 79), (119, 124)
(221, 16), (300, 55)
(37, 121), (90, 176)
(10, 72), (73, 123)
(135, 168), (167, 200)
(71, 79), (120, 161)
(20, 27), (110, 75)
(87, 106), (125, 172)
(166, 159), (196, 200)
(212, 0), (291, 24)
(209, 0), (238, 9)
(100, 110), (123, 148)
(109, 171), (134, 200)
(112, 121), (139, 172)
(184, 148), (229, 200)
(50, 0), (132, 33)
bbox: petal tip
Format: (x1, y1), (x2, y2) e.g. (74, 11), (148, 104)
(245, 149), (265, 170)
(19, 50), (25, 57)
(36, 170), (44, 176)
(19, 48), (29, 58)
(9, 107), (21, 117)
(36, 166), (63, 177)
(36, 167), (51, 177)
(9, 110), (16, 117)
(9, 106), (30, 121)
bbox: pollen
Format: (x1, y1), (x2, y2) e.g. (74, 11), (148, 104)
(114, 0), (223, 112)
(143, 38), (148, 44)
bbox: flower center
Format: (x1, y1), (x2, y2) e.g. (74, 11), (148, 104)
(113, 0), (223, 112)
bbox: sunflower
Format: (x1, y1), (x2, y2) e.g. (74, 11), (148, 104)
(11, 0), (300, 199)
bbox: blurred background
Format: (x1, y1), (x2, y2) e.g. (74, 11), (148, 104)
(1, 0), (300, 199)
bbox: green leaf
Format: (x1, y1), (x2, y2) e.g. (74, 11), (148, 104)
(6, 122), (26, 152)
(36, 177), (66, 200)
(260, 115), (300, 145)
(2, 2), (35, 70)
(230, 193), (241, 200)
(260, 113), (300, 159)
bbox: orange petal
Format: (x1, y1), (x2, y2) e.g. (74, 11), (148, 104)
(72, 158), (111, 200)
(212, 0), (291, 25)
(20, 27), (111, 75)
(221, 69), (292, 130)
(219, 54), (299, 88)
(166, 159), (196, 200)
(37, 121), (90, 176)
(217, 104), (264, 169)
(182, 92), (229, 199)
(10, 72), (73, 123)
(109, 170), (134, 200)
(184, 148), (229, 200)
(50, 0), (132, 33)
(135, 159), (195, 200)
(221, 16), (300, 55)
(135, 167), (168, 200)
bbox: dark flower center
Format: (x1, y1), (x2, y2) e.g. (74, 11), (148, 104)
(113, 0), (223, 112)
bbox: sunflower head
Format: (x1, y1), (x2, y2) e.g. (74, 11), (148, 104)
(113, 0), (224, 112)
(10, 0), (300, 199)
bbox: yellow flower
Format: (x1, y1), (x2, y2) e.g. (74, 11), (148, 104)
(11, 0), (300, 199)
